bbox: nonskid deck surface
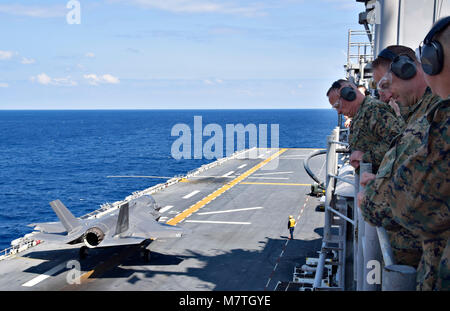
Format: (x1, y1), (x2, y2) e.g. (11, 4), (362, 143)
(0, 148), (326, 291)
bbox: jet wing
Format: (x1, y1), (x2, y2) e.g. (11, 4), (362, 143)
(27, 222), (66, 234)
(30, 232), (82, 244)
(132, 219), (185, 239)
(97, 236), (147, 248)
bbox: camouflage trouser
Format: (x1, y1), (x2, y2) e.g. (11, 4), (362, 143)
(438, 238), (450, 291)
(387, 228), (422, 267)
(416, 238), (446, 291)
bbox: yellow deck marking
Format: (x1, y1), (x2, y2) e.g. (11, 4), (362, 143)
(284, 148), (325, 150)
(72, 148), (289, 285)
(240, 182), (311, 186)
(166, 148), (288, 226)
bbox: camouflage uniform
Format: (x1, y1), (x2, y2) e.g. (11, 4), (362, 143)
(390, 96), (450, 290)
(348, 96), (405, 174)
(347, 96), (420, 265)
(439, 239), (450, 290)
(362, 88), (445, 290)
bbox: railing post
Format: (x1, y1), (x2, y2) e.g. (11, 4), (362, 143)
(359, 162), (382, 291)
(353, 177), (358, 289)
(382, 265), (417, 291)
(355, 173), (365, 290)
(313, 127), (339, 290)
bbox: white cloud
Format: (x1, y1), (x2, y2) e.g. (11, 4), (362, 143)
(111, 0), (266, 16)
(0, 4), (66, 18)
(203, 78), (224, 85)
(203, 79), (214, 85)
(85, 52), (95, 58)
(0, 50), (14, 60)
(31, 73), (77, 86)
(84, 74), (120, 85)
(0, 82), (9, 88)
(35, 73), (52, 85)
(21, 57), (36, 64)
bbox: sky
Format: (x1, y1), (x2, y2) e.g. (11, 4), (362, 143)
(0, 0), (367, 109)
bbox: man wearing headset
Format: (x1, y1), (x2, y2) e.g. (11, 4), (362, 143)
(394, 16), (449, 291)
(370, 52), (402, 118)
(326, 79), (353, 128)
(326, 79), (404, 175)
(360, 46), (439, 270)
(359, 17), (448, 290)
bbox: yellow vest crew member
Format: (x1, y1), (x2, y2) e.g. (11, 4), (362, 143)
(288, 216), (296, 240)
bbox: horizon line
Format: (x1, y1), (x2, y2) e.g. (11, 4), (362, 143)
(0, 108), (333, 111)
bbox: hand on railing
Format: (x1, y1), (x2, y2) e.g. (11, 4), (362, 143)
(344, 117), (352, 128)
(357, 191), (366, 207)
(350, 150), (364, 169)
(360, 172), (375, 187)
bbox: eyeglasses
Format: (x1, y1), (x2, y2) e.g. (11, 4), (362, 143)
(376, 71), (392, 93)
(330, 88), (342, 109)
(415, 42), (423, 64)
(333, 98), (342, 109)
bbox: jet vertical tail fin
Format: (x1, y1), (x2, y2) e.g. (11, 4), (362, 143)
(49, 200), (81, 232)
(115, 202), (129, 235)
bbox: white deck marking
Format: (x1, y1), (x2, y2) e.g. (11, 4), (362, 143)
(237, 164), (247, 169)
(159, 205), (174, 213)
(185, 220), (251, 225)
(22, 262), (66, 287)
(182, 190), (200, 199)
(279, 157), (307, 159)
(222, 171), (235, 177)
(247, 177), (289, 180)
(197, 206), (263, 215)
(253, 171), (293, 176)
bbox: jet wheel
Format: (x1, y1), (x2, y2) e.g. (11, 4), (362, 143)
(79, 246), (89, 260)
(141, 249), (151, 262)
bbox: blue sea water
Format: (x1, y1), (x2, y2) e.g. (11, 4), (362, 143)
(0, 109), (337, 250)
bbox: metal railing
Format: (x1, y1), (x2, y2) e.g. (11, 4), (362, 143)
(346, 30), (374, 70)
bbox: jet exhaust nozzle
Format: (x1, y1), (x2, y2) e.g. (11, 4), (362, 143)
(83, 227), (105, 248)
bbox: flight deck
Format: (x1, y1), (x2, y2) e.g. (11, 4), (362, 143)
(0, 148), (326, 291)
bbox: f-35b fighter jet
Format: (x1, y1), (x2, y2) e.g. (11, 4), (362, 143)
(28, 195), (185, 260)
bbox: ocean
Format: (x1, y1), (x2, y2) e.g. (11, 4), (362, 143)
(0, 109), (337, 250)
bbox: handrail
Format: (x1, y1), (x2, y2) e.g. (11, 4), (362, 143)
(326, 205), (355, 225)
(376, 227), (395, 266)
(312, 123), (417, 291)
(327, 173), (355, 186)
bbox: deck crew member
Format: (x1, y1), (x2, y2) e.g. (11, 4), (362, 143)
(358, 39), (444, 290)
(288, 216), (296, 240)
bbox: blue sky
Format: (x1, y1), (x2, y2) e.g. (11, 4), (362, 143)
(0, 0), (366, 109)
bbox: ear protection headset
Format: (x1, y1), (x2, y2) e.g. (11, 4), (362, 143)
(420, 16), (450, 76)
(331, 81), (357, 101)
(378, 48), (417, 80)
